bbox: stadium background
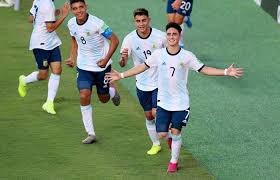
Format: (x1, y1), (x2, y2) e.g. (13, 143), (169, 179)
(1, 0), (280, 179)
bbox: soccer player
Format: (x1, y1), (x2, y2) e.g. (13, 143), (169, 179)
(166, 0), (193, 47)
(18, 0), (69, 114)
(65, 0), (120, 144)
(105, 22), (243, 173)
(119, 8), (166, 155)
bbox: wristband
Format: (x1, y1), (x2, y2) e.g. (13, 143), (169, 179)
(120, 73), (124, 79)
(224, 68), (228, 76)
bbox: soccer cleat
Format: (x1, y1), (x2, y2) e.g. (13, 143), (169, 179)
(167, 137), (172, 150)
(82, 134), (97, 144)
(147, 145), (161, 155)
(111, 90), (120, 106)
(184, 16), (192, 28)
(42, 101), (56, 115)
(18, 75), (27, 97)
(167, 162), (178, 173)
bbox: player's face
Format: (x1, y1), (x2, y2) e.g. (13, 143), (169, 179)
(70, 2), (87, 21)
(134, 15), (150, 34)
(166, 28), (180, 47)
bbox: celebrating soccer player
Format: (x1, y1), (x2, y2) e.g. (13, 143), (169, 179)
(105, 22), (243, 173)
(18, 0), (70, 114)
(66, 0), (120, 144)
(119, 8), (166, 155)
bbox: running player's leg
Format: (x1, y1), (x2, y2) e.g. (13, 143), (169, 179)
(18, 48), (49, 97)
(166, 0), (177, 23)
(137, 88), (161, 155)
(167, 108), (190, 173)
(42, 46), (62, 114)
(96, 65), (120, 105)
(77, 68), (96, 144)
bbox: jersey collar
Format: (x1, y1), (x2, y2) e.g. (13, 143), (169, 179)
(136, 27), (152, 39)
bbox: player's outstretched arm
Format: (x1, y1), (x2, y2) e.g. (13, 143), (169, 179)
(200, 64), (243, 78)
(65, 36), (78, 68)
(105, 63), (149, 83)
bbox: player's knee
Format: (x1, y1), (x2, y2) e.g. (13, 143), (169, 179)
(80, 91), (91, 101)
(38, 72), (48, 80)
(158, 132), (168, 139)
(174, 19), (183, 25)
(170, 128), (181, 135)
(52, 68), (62, 75)
(145, 114), (154, 120)
(98, 95), (110, 103)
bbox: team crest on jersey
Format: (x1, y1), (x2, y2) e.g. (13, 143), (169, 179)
(43, 60), (48, 67)
(179, 61), (185, 67)
(86, 32), (91, 36)
(74, 32), (77, 36)
(152, 44), (156, 49)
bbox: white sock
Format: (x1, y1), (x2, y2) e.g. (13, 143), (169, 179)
(47, 73), (60, 102)
(80, 105), (95, 136)
(24, 71), (39, 84)
(170, 134), (182, 164)
(109, 87), (116, 99)
(179, 24), (185, 48)
(146, 119), (160, 146)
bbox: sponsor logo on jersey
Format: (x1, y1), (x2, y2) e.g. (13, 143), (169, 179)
(162, 61), (166, 66)
(136, 46), (141, 50)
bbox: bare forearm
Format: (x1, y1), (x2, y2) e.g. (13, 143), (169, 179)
(200, 66), (225, 76)
(122, 64), (148, 78)
(46, 15), (67, 33)
(70, 38), (78, 61)
(104, 34), (119, 62)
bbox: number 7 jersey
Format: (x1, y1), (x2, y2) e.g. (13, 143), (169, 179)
(145, 48), (204, 111)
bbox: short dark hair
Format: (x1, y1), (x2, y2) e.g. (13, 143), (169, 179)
(165, 22), (182, 34)
(70, 0), (85, 5)
(133, 8), (149, 17)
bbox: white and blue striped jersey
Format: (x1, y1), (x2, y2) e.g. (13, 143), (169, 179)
(145, 48), (204, 111)
(29, 0), (62, 50)
(120, 28), (166, 91)
(68, 14), (112, 72)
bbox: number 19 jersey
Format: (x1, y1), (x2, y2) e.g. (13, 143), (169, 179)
(120, 28), (166, 91)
